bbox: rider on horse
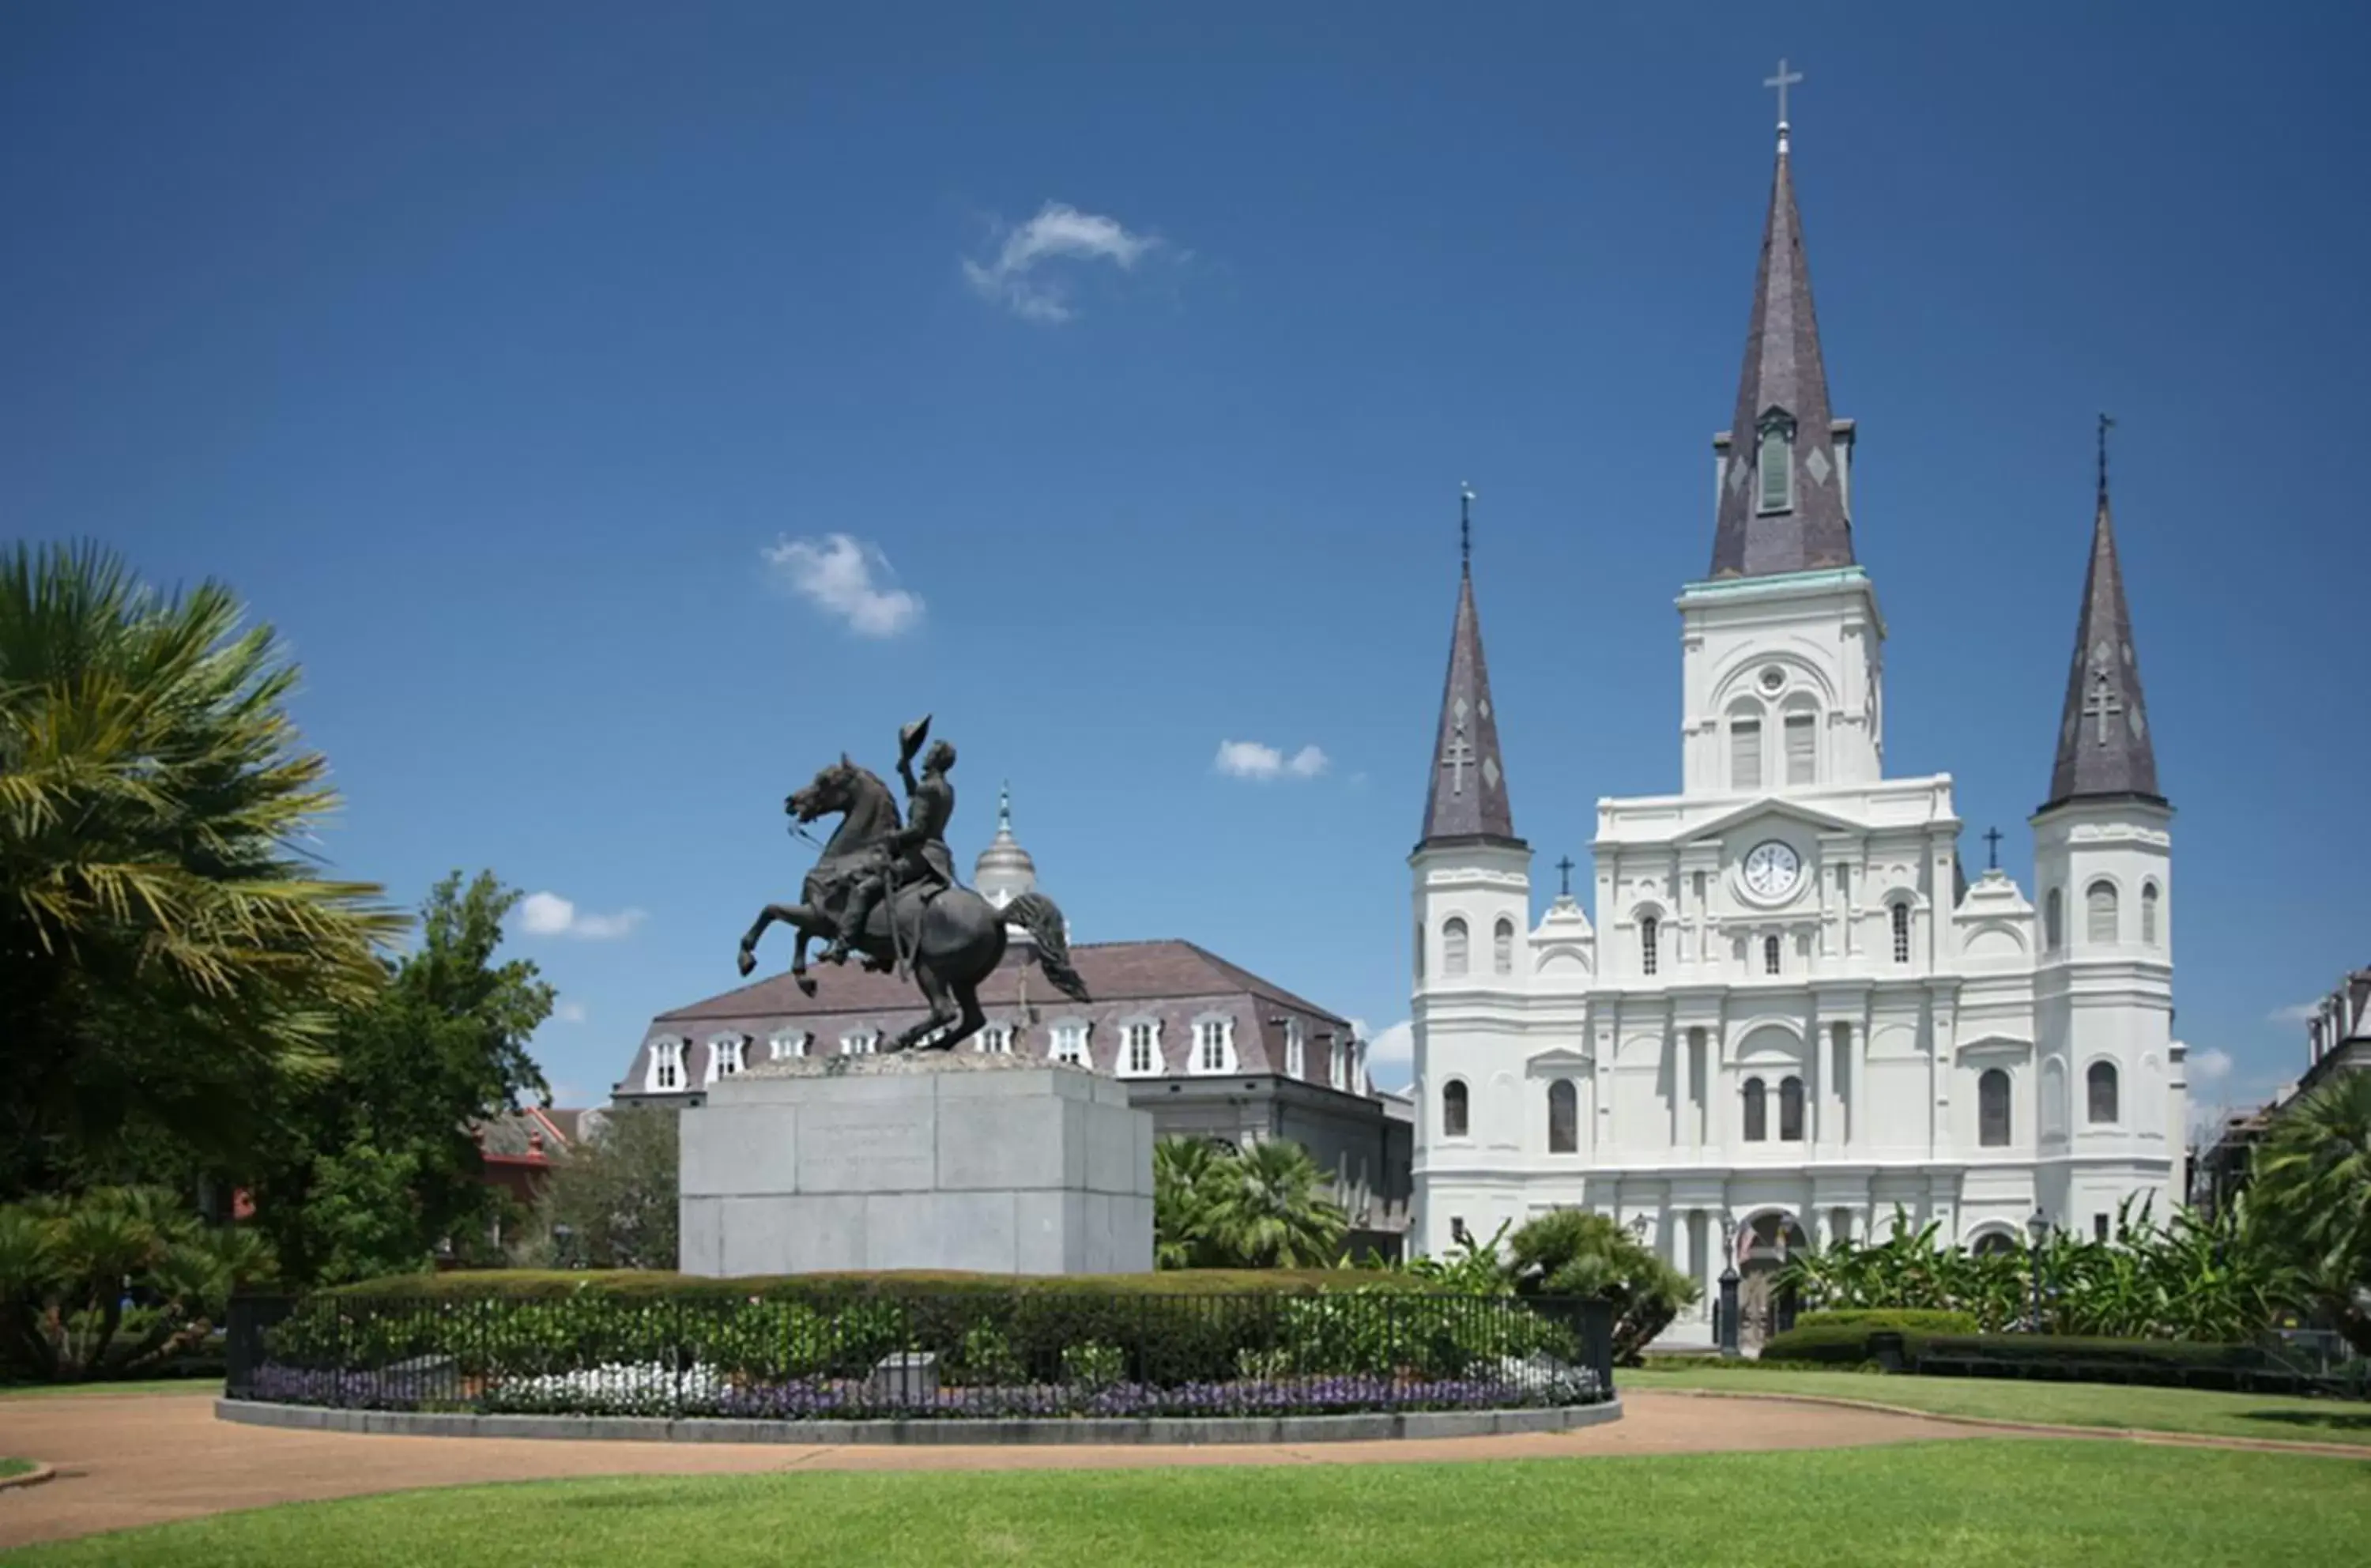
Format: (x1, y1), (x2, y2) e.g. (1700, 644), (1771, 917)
(824, 715), (956, 967)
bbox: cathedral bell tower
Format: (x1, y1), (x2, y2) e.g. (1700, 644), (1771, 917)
(1409, 488), (1530, 1255)
(2030, 420), (2177, 1231)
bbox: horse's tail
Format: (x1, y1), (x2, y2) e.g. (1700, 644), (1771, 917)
(1001, 890), (1090, 1002)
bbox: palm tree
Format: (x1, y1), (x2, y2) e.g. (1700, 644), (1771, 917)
(1152, 1136), (1224, 1269)
(2250, 1071), (2371, 1354)
(0, 542), (403, 1192)
(1200, 1139), (1347, 1268)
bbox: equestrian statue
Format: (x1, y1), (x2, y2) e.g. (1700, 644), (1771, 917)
(735, 714), (1088, 1052)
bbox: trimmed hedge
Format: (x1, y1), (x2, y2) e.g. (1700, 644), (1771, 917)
(1795, 1310), (1980, 1334)
(319, 1268), (1418, 1302)
(1915, 1335), (2268, 1380)
(1757, 1323), (1933, 1367)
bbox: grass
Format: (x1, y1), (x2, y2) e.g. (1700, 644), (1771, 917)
(0, 1378), (218, 1400)
(0, 1457), (34, 1479)
(8, 1442), (2366, 1566)
(1623, 1364), (2371, 1446)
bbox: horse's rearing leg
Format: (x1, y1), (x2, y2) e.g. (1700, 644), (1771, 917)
(891, 960), (960, 1053)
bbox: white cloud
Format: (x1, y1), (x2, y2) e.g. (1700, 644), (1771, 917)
(763, 533), (923, 638)
(1363, 1019), (1414, 1090)
(963, 201), (1159, 323)
(2268, 1001), (2322, 1024)
(553, 998), (588, 1025)
(2189, 1046), (2233, 1085)
(518, 891), (646, 942)
(1213, 740), (1329, 782)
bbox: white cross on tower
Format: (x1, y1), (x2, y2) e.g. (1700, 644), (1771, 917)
(1440, 721), (1476, 796)
(1765, 58), (1804, 151)
(2083, 670), (2124, 745)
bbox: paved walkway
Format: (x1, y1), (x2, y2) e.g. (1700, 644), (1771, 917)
(0, 1388), (1982, 1549)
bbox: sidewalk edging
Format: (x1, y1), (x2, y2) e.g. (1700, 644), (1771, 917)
(214, 1396), (1623, 1447)
(1653, 1385), (2371, 1459)
(0, 1464), (57, 1492)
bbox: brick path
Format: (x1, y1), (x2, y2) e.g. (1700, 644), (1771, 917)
(0, 1388), (1980, 1550)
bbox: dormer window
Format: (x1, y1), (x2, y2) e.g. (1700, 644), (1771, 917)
(1756, 409), (1796, 514)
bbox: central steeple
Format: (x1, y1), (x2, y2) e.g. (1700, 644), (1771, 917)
(1708, 92), (1856, 580)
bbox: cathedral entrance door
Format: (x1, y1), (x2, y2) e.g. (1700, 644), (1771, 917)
(1736, 1212), (1808, 1351)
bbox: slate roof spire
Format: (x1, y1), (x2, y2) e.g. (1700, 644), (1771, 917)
(1709, 100), (1856, 579)
(2041, 416), (2164, 811)
(1418, 485), (1522, 851)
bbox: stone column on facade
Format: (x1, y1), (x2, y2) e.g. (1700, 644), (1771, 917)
(1806, 1001), (1823, 1150)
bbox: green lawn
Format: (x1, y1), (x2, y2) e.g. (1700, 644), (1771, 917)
(9, 1443), (2368, 1567)
(0, 1458), (35, 1479)
(1625, 1365), (2371, 1446)
(0, 1379), (218, 1400)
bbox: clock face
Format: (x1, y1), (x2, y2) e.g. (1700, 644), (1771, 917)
(1742, 840), (1802, 899)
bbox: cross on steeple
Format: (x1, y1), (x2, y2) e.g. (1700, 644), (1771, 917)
(1983, 827), (2003, 870)
(1764, 58), (1804, 144)
(1459, 482), (1475, 572)
(2097, 412), (2115, 502)
(1440, 719), (1475, 796)
(1555, 856), (1575, 897)
(2083, 669), (2124, 745)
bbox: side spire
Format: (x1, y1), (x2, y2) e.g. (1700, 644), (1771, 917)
(1418, 487), (1521, 851)
(2041, 416), (2163, 810)
(1709, 66), (1855, 580)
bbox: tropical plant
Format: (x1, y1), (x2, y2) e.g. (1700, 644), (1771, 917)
(2248, 1071), (2371, 1354)
(0, 541), (402, 1194)
(1152, 1136), (1227, 1269)
(1152, 1136), (1346, 1270)
(1505, 1210), (1698, 1364)
(0, 1185), (274, 1380)
(1397, 1219), (1513, 1295)
(1197, 1139), (1348, 1269)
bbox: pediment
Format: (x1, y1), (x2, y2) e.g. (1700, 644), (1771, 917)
(1680, 797), (1862, 844)
(1525, 1046), (1593, 1076)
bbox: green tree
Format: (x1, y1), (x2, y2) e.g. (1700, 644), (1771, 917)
(0, 542), (402, 1194)
(522, 1105), (680, 1270)
(1506, 1210), (1698, 1365)
(1200, 1139), (1348, 1269)
(247, 872), (553, 1283)
(2250, 1071), (2371, 1355)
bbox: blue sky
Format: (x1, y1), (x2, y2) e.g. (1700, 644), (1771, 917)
(6, 4), (2365, 1119)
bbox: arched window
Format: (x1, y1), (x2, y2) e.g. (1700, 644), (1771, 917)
(1731, 717), (1764, 791)
(1547, 1079), (1578, 1153)
(1757, 416), (1794, 513)
(1442, 1080), (1470, 1139)
(1639, 914), (1660, 977)
(1778, 1076), (1805, 1141)
(1783, 710), (1817, 786)
(2045, 889), (2064, 952)
(2086, 881), (2119, 944)
(2141, 882), (2161, 946)
(1742, 1076), (1768, 1142)
(1890, 902), (1912, 964)
(1978, 1068), (2011, 1148)
(1763, 934), (1782, 976)
(1971, 1231), (2017, 1257)
(1493, 917), (1515, 975)
(1443, 918), (1469, 977)
(2086, 1061), (2119, 1125)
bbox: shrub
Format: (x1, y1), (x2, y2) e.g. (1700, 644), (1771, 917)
(1757, 1322), (1945, 1367)
(1795, 1309), (1979, 1334)
(1061, 1341), (1125, 1388)
(1913, 1333), (2286, 1389)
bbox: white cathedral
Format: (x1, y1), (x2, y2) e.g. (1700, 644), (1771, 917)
(1408, 118), (2181, 1340)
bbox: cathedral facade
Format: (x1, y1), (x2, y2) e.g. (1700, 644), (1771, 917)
(1408, 122), (2182, 1340)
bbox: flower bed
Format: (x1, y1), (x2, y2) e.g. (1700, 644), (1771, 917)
(230, 1285), (1613, 1420)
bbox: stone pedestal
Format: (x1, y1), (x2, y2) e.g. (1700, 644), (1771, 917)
(678, 1053), (1155, 1276)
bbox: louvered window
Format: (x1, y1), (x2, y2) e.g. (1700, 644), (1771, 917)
(1784, 713), (1816, 785)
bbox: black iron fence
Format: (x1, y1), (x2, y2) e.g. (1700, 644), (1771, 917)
(226, 1289), (1614, 1421)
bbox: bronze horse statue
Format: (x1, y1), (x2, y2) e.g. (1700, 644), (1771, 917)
(735, 756), (1088, 1052)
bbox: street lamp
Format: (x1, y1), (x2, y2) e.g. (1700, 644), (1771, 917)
(2024, 1208), (2049, 1332)
(1717, 1216), (1742, 1359)
(552, 1223), (578, 1272)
